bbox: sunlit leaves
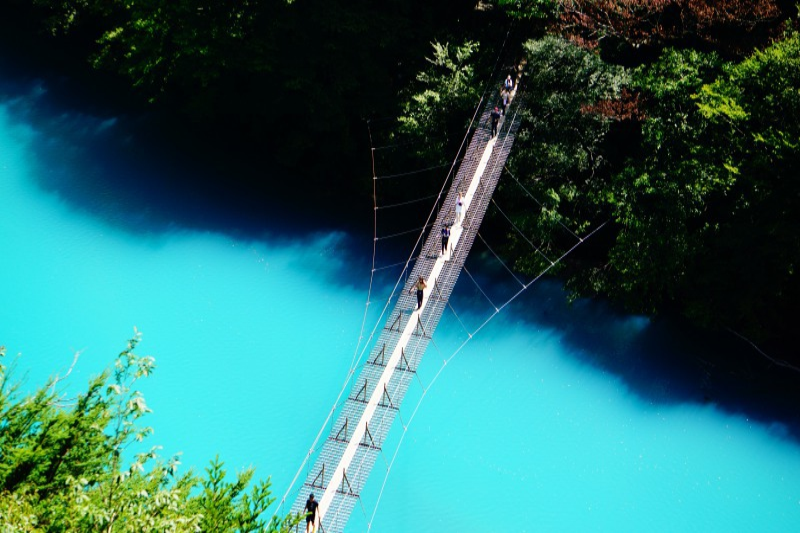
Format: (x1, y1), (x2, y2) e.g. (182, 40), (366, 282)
(396, 40), (482, 163)
(497, 0), (559, 19)
(0, 334), (297, 532)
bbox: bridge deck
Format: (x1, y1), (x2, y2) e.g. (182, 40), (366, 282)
(292, 92), (522, 533)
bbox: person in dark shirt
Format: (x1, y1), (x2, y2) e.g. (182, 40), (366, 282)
(304, 493), (319, 533)
(441, 224), (451, 257)
(490, 106), (501, 137)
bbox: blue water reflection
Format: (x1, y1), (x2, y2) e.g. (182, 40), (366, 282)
(1, 72), (799, 533)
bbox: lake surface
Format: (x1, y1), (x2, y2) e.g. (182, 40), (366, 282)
(1, 72), (799, 532)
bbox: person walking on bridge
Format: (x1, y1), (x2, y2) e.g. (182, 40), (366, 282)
(441, 224), (451, 257)
(304, 493), (319, 533)
(410, 276), (427, 311)
(491, 106), (501, 137)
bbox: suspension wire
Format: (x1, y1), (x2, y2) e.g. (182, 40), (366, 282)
(726, 328), (800, 374)
(490, 197), (554, 265)
(373, 257), (416, 273)
(338, 293), (441, 531)
(373, 140), (423, 151)
(352, 90), (489, 376)
(504, 165), (584, 243)
(329, 88), (511, 521)
(367, 221), (608, 530)
(273, 120), (384, 522)
(376, 194), (440, 210)
(476, 231), (526, 287)
(376, 224), (432, 241)
(281, 15), (519, 527)
(372, 135), (449, 151)
(445, 298), (473, 338)
(461, 264), (497, 311)
(375, 158), (466, 180)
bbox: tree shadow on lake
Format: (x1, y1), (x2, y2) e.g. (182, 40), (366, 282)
(4, 61), (798, 442)
(449, 259), (800, 443)
(0, 59), (372, 245)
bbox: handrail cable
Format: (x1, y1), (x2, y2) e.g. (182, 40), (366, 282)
(278, 16), (524, 527)
(375, 224), (432, 242)
(276, 76), (490, 524)
(372, 257), (417, 274)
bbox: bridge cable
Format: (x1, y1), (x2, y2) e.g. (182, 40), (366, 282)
(490, 197), (554, 264)
(367, 220), (608, 529)
(476, 231), (526, 287)
(504, 165), (584, 243)
(278, 15), (521, 526)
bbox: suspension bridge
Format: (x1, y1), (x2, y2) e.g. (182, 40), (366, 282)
(286, 82), (523, 532)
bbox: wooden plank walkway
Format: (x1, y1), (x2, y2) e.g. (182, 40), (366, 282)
(291, 91), (522, 533)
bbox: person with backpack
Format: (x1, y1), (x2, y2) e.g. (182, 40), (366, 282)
(410, 276), (427, 310)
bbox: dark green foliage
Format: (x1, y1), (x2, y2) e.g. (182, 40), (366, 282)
(501, 36), (626, 273)
(602, 48), (728, 314)
(687, 30), (800, 341)
(497, 0), (558, 20)
(192, 456), (277, 533)
(505, 27), (799, 356)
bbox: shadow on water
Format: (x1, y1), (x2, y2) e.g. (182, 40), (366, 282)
(0, 55), (372, 238)
(0, 56), (376, 287)
(451, 254), (800, 443)
(4, 56), (798, 442)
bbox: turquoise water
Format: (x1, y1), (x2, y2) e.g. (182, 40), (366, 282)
(2, 79), (800, 532)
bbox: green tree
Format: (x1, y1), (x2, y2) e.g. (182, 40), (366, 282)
(501, 36), (627, 275)
(396, 40), (482, 164)
(688, 28), (800, 342)
(599, 47), (727, 314)
(0, 334), (300, 532)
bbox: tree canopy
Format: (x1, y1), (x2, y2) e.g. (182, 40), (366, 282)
(0, 334), (300, 532)
(493, 3), (800, 358)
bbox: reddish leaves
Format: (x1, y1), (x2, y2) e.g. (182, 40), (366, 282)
(555, 0), (786, 56)
(581, 88), (645, 121)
